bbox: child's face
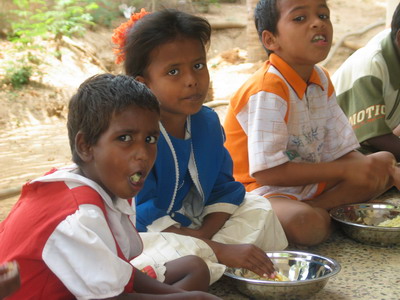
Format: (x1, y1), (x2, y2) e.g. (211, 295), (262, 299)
(265, 0), (332, 70)
(137, 37), (209, 122)
(81, 105), (160, 199)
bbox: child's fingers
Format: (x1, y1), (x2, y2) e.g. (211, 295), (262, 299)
(389, 163), (400, 190)
(0, 261), (19, 277)
(249, 264), (276, 279)
(247, 250), (276, 278)
(0, 261), (20, 299)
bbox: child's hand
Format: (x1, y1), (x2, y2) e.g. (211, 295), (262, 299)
(215, 244), (276, 278)
(342, 151), (395, 191)
(165, 226), (206, 239)
(172, 212), (230, 240)
(178, 227), (206, 239)
(389, 163), (400, 190)
(0, 261), (21, 299)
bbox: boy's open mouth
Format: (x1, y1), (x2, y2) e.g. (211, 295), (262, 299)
(312, 35), (327, 42)
(130, 172), (143, 184)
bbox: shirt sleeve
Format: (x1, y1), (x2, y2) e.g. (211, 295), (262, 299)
(237, 90), (290, 175)
(42, 204), (135, 300)
(323, 90), (360, 160)
(336, 75), (391, 143)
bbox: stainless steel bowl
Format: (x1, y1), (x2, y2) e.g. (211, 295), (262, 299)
(330, 203), (400, 246)
(224, 251), (341, 300)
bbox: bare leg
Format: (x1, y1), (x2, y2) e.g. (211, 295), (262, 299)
(268, 197), (331, 247)
(164, 255), (210, 291)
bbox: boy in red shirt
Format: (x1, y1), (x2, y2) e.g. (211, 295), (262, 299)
(0, 74), (220, 300)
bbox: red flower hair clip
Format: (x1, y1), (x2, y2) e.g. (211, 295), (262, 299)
(112, 8), (151, 64)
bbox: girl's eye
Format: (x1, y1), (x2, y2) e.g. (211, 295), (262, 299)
(118, 135), (132, 142)
(146, 136), (158, 144)
(194, 63), (205, 70)
(319, 14), (329, 20)
(168, 69), (179, 76)
(293, 16), (305, 22)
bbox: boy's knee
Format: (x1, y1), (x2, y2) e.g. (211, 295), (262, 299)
(285, 207), (331, 247)
(184, 255), (206, 267)
(183, 255), (211, 288)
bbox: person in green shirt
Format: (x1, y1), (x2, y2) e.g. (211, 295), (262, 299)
(332, 3), (400, 161)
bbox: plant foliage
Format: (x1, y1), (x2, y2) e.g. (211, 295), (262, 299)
(2, 53), (43, 89)
(7, 66), (32, 89)
(9, 0), (98, 44)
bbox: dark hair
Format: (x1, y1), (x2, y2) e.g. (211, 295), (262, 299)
(254, 0), (279, 54)
(391, 2), (400, 42)
(123, 9), (211, 77)
(67, 74), (160, 165)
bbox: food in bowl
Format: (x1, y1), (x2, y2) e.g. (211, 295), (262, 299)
(238, 269), (290, 282)
(224, 251), (341, 300)
(377, 215), (400, 227)
(330, 203), (400, 246)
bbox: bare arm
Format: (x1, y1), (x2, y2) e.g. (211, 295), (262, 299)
(197, 212), (230, 239)
(253, 152), (361, 187)
(165, 212), (230, 240)
(365, 133), (400, 161)
(254, 150), (396, 188)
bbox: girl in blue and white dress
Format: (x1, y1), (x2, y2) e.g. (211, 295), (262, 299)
(112, 8), (288, 284)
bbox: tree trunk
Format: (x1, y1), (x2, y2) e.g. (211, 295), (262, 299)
(246, 0), (267, 63)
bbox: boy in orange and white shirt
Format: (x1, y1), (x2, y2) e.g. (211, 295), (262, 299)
(224, 0), (400, 247)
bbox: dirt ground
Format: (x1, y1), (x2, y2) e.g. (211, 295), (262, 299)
(0, 0), (388, 219)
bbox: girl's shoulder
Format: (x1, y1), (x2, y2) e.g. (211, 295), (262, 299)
(191, 106), (224, 143)
(193, 105), (220, 122)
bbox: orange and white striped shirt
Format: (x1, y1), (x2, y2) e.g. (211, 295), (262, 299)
(223, 54), (359, 200)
